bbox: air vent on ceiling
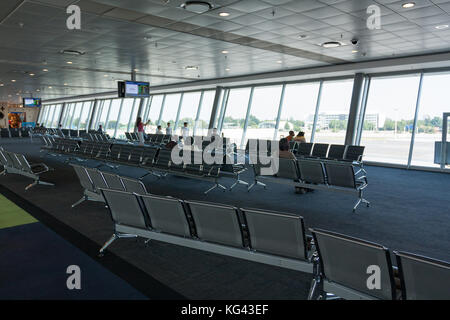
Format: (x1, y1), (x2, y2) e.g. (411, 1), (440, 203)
(59, 50), (85, 56)
(180, 1), (213, 14)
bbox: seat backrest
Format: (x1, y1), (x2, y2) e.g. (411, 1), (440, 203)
(312, 143), (329, 158)
(2, 151), (16, 168)
(324, 162), (356, 189)
(311, 228), (396, 300)
(395, 251), (450, 300)
(71, 165), (94, 192)
(140, 194), (191, 237)
(185, 200), (244, 248)
(101, 189), (147, 229)
(277, 158), (299, 180)
(242, 208), (308, 260)
(118, 145), (132, 162)
(101, 171), (125, 191)
(108, 144), (121, 160)
(15, 154), (33, 173)
(328, 145), (346, 160)
(141, 147), (158, 166)
(85, 168), (109, 190)
(297, 142), (313, 157)
(9, 152), (24, 170)
(155, 149), (172, 167)
(120, 176), (148, 194)
(125, 132), (132, 141)
(0, 149), (8, 166)
(345, 145), (365, 162)
(297, 159), (326, 184)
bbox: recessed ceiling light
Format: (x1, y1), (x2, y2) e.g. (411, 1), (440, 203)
(352, 50), (359, 53)
(181, 1), (213, 14)
(402, 2), (415, 8)
(219, 12), (230, 17)
(29, 73), (35, 76)
(43, 69), (48, 72)
(435, 24), (449, 30)
(321, 41), (342, 48)
(0, 84), (4, 87)
(225, 68), (230, 71)
(298, 34), (308, 39)
(66, 61), (73, 64)
(221, 50), (229, 54)
(104, 74), (108, 77)
(60, 49), (85, 56)
(185, 66), (199, 70)
(48, 86), (52, 89)
(276, 60), (282, 63)
(36, 89), (40, 92)
(133, 69), (139, 72)
(64, 83), (68, 86)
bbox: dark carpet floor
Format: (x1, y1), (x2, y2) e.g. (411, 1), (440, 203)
(1, 137), (449, 299)
(0, 222), (147, 300)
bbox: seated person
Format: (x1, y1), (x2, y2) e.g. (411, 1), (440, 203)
(286, 131), (295, 141)
(278, 138), (296, 159)
(294, 131), (306, 143)
(156, 125), (163, 134)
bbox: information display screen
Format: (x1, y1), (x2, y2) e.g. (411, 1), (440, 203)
(23, 98), (42, 107)
(118, 81), (150, 98)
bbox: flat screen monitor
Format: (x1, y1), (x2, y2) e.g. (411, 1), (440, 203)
(23, 98), (42, 107)
(118, 81), (150, 98)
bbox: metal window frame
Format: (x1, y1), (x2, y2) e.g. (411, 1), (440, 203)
(310, 80), (324, 143)
(193, 90), (205, 136)
(174, 92), (185, 129)
(126, 98), (138, 133)
(407, 73), (424, 168)
(240, 86), (255, 149)
(157, 94), (166, 126)
(113, 98), (125, 138)
(273, 84), (286, 141)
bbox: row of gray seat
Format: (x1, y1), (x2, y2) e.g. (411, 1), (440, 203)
(0, 127), (31, 139)
(251, 157), (369, 212)
(71, 163), (148, 207)
(44, 137), (247, 194)
(0, 147), (54, 190)
(96, 186), (449, 300)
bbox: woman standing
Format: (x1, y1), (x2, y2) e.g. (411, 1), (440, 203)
(136, 117), (150, 145)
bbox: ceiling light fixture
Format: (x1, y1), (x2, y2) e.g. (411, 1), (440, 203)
(352, 50), (358, 53)
(435, 24), (449, 30)
(221, 50), (229, 54)
(133, 69), (139, 72)
(401, 2), (415, 8)
(66, 61), (73, 64)
(276, 60), (282, 63)
(48, 86), (52, 89)
(11, 80), (16, 82)
(43, 69), (48, 72)
(29, 73), (35, 76)
(60, 49), (85, 56)
(185, 66), (199, 70)
(298, 34), (308, 39)
(321, 41), (342, 48)
(181, 1), (213, 14)
(225, 68), (230, 71)
(64, 83), (68, 86)
(219, 12), (230, 17)
(36, 89), (40, 92)
(0, 84), (4, 86)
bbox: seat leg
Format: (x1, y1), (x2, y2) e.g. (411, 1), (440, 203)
(25, 181), (37, 191)
(247, 180), (266, 192)
(72, 196), (87, 208)
(38, 180), (54, 187)
(204, 184), (218, 194)
(98, 233), (137, 256)
(353, 198), (362, 212)
(230, 178), (249, 191)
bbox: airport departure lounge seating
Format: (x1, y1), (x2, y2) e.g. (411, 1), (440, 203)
(92, 188), (449, 300)
(98, 188), (314, 274)
(43, 137), (245, 194)
(0, 147), (54, 190)
(251, 157), (369, 212)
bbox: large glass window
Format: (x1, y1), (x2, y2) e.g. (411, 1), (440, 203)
(177, 92), (201, 134)
(49, 104), (62, 128)
(105, 99), (121, 137)
(116, 98), (135, 139)
(411, 73), (450, 167)
(244, 85), (282, 144)
(145, 95), (164, 133)
(160, 93), (181, 134)
(79, 101), (93, 131)
(128, 98), (140, 133)
(277, 82), (320, 142)
(70, 102), (84, 130)
(96, 99), (111, 130)
(360, 75), (421, 164)
(221, 88), (251, 147)
(314, 79), (354, 144)
(195, 90), (215, 136)
(63, 103), (75, 129)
